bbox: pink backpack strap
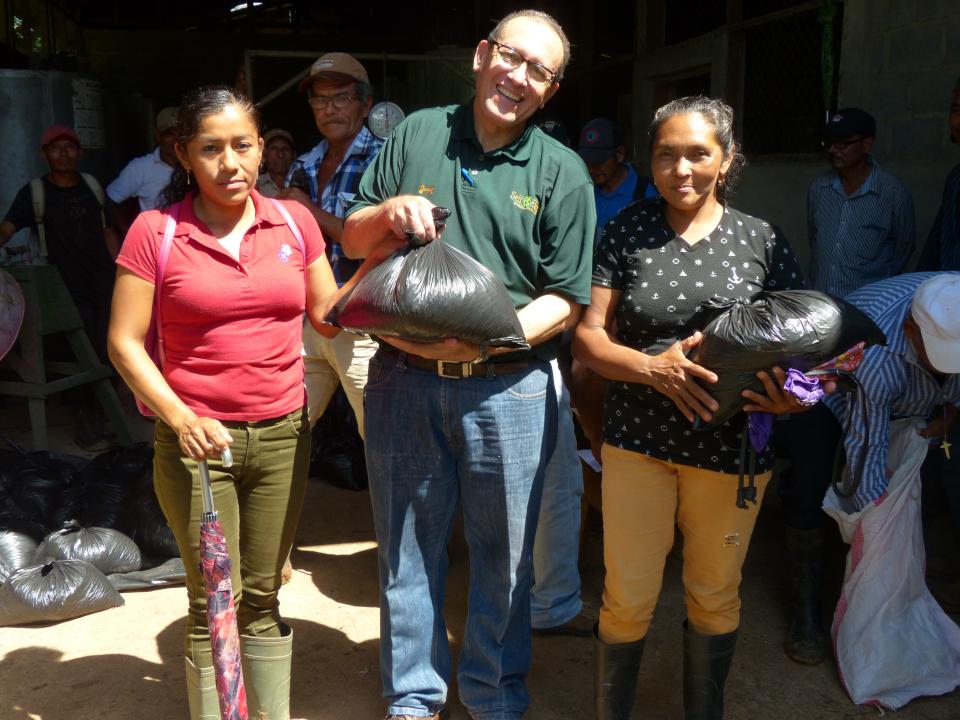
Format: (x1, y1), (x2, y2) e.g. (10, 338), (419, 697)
(153, 203), (181, 364)
(269, 198), (307, 261)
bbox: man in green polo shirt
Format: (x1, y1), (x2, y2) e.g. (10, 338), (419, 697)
(341, 9), (593, 720)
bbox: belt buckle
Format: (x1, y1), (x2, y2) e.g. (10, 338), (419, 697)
(437, 360), (471, 378)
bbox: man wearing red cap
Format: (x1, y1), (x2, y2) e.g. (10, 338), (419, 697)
(0, 125), (119, 446)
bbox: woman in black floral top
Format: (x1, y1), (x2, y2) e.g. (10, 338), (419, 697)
(574, 96), (807, 720)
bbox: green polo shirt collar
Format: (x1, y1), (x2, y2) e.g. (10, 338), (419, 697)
(451, 100), (536, 161)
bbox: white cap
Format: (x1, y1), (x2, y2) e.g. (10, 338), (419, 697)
(911, 273), (960, 374)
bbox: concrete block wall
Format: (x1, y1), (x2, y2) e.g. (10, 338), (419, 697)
(736, 0), (960, 272)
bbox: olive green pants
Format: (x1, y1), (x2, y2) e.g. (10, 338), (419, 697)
(153, 408), (310, 668)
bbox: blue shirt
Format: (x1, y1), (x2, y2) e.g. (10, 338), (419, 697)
(593, 164), (657, 244)
(918, 163), (960, 271)
(807, 160), (915, 298)
(285, 126), (384, 283)
(824, 272), (960, 509)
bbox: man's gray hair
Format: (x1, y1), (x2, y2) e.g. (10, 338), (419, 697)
(488, 9), (570, 80)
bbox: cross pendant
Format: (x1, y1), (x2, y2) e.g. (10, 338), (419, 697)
(943, 438), (953, 460)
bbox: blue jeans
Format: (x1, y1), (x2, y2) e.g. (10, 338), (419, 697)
(531, 358), (584, 628)
(364, 350), (557, 719)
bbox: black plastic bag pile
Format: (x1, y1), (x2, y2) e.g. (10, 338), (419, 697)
(0, 559), (124, 626)
(0, 441), (177, 560)
(0, 440), (186, 623)
(0, 445), (78, 540)
(690, 290), (886, 428)
(326, 207), (529, 349)
(55, 445), (149, 529)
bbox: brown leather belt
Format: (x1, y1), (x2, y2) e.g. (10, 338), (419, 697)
(380, 347), (530, 378)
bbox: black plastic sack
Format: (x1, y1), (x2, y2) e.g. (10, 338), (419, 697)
(0, 530), (39, 572)
(0, 560), (124, 626)
(325, 208), (528, 349)
(128, 494), (180, 559)
(690, 290), (886, 428)
(124, 471), (180, 559)
(36, 521), (141, 575)
(54, 444), (154, 530)
(0, 444), (79, 535)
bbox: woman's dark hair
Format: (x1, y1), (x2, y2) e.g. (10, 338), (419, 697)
(647, 95), (746, 203)
(159, 85), (260, 208)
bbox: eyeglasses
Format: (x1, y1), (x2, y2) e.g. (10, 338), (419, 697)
(822, 136), (865, 151)
(488, 40), (559, 85)
(308, 93), (360, 110)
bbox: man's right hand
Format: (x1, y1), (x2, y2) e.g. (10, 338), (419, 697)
(383, 195), (439, 244)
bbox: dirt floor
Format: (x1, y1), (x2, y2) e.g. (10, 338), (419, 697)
(2, 397), (960, 719)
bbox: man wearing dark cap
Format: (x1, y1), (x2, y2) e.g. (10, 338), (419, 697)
(781, 108), (917, 665)
(578, 117), (656, 244)
(279, 51), (383, 432)
(0, 125), (119, 446)
(808, 107), (915, 298)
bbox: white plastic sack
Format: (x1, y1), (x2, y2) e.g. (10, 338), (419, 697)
(823, 419), (960, 709)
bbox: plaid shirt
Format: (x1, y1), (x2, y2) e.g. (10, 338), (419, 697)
(285, 126), (384, 284)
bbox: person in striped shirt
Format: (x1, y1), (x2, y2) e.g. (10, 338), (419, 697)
(807, 108), (916, 299)
(824, 273), (960, 511)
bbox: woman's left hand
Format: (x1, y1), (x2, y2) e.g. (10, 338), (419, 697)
(741, 365), (832, 415)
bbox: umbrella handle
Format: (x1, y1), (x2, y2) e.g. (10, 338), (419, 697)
(199, 449), (234, 515)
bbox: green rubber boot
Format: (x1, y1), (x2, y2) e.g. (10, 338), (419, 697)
(184, 657), (221, 720)
(241, 623), (293, 720)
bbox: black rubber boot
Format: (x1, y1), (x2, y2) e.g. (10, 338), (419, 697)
(682, 622), (737, 720)
(783, 525), (827, 665)
(594, 625), (644, 720)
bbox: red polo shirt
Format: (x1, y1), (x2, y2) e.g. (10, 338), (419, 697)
(117, 190), (325, 421)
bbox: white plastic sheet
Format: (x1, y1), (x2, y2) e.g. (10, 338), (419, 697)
(824, 419), (960, 709)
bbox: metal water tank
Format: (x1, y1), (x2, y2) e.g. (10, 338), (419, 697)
(0, 70), (108, 255)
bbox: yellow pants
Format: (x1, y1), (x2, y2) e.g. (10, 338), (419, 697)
(598, 443), (771, 643)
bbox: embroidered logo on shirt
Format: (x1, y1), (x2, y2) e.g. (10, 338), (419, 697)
(418, 184), (435, 195)
(278, 243), (293, 263)
(510, 192), (539, 215)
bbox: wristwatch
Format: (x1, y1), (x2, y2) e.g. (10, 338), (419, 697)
(472, 344), (490, 364)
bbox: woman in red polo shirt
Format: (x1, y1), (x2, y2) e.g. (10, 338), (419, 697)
(107, 85), (394, 719)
